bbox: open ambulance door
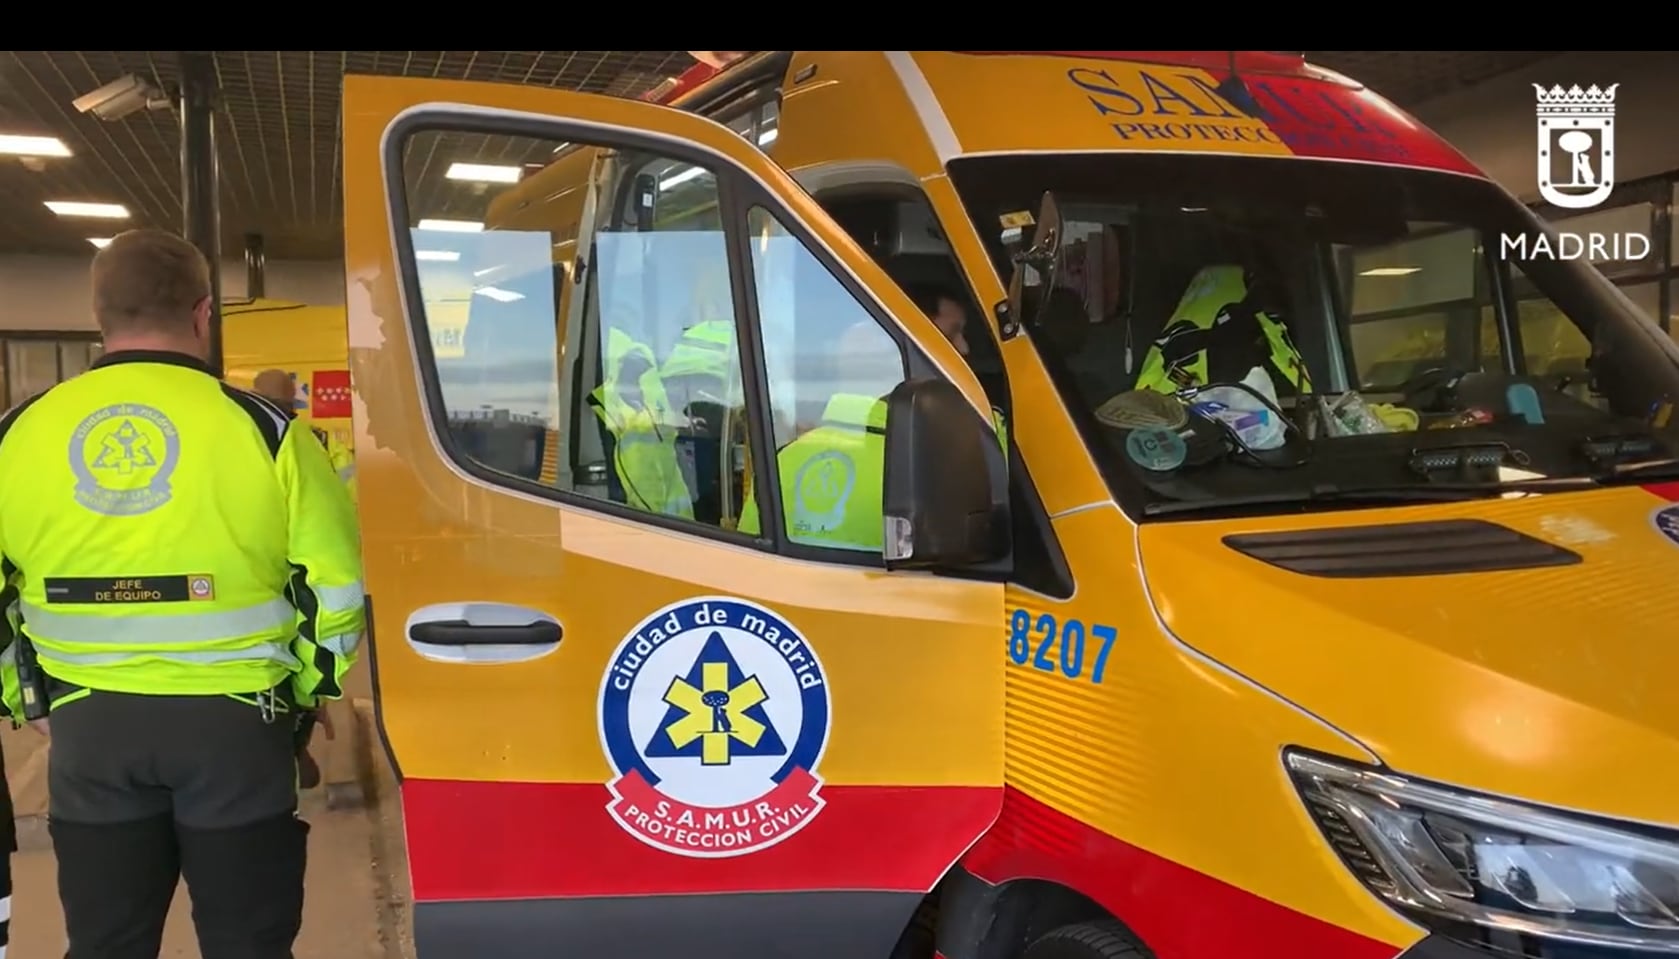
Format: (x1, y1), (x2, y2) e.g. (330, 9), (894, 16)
(341, 75), (1006, 957)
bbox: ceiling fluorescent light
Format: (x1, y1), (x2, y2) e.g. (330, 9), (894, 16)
(417, 218), (484, 233)
(446, 162), (523, 184)
(1359, 267), (1421, 277)
(46, 200), (130, 219)
(87, 237), (113, 249)
(659, 167), (705, 191)
(415, 249), (461, 262)
(0, 134), (71, 157)
(475, 286), (524, 303)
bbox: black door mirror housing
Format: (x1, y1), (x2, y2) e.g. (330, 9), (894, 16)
(881, 377), (1009, 570)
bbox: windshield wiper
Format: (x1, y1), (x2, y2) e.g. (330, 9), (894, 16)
(1594, 458), (1679, 484)
(1144, 482), (1549, 516)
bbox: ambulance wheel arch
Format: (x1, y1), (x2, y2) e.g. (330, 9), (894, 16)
(344, 75), (1006, 959)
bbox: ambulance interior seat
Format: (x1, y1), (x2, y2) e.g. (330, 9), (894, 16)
(1109, 211), (1326, 398)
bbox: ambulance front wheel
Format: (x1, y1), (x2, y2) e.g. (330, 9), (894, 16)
(1022, 921), (1151, 959)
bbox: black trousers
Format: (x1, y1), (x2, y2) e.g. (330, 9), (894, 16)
(47, 690), (308, 959)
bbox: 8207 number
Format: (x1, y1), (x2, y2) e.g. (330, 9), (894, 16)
(1008, 609), (1118, 684)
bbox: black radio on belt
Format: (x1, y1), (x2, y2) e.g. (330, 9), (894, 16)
(15, 636), (49, 721)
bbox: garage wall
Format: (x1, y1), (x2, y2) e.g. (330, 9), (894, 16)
(1413, 50), (1679, 200)
(0, 255), (345, 332)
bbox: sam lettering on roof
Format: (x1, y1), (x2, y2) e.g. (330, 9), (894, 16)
(906, 52), (1476, 175)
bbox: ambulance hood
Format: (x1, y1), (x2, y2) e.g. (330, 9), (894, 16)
(1137, 485), (1679, 827)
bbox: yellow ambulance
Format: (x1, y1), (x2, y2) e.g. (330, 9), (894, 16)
(342, 52), (1679, 959)
(222, 297), (356, 464)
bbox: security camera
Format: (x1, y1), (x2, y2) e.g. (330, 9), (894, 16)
(73, 75), (171, 122)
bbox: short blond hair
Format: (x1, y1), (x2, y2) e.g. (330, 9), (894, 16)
(90, 229), (211, 335)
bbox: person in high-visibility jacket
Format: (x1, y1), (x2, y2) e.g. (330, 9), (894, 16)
(739, 285), (1002, 550)
(252, 368), (357, 502)
(739, 391), (888, 548)
(661, 319), (739, 525)
(249, 368), (350, 793)
(660, 318), (736, 388)
(588, 327), (694, 519)
(0, 230), (363, 959)
(1133, 263), (1313, 397)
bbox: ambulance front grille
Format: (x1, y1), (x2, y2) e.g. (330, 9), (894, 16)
(1221, 519), (1580, 578)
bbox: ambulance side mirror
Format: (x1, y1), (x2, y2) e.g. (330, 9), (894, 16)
(881, 378), (1009, 571)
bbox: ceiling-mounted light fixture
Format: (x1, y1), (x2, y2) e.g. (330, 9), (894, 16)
(46, 200), (131, 219)
(0, 134), (71, 157)
(416, 218), (484, 233)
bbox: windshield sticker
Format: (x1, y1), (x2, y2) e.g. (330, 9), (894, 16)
(1651, 505), (1679, 549)
(598, 597), (830, 858)
(1125, 427), (1188, 472)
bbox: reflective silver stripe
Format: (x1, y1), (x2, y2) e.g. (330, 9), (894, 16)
(315, 582), (365, 614)
(19, 598), (296, 646)
(320, 632), (361, 656)
(41, 642), (300, 669)
(338, 463), (357, 481)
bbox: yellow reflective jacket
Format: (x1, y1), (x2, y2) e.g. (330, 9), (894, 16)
(302, 417), (357, 503)
(1135, 265), (1312, 396)
(738, 393), (887, 550)
(0, 350), (365, 712)
(589, 328), (694, 519)
(660, 319), (736, 384)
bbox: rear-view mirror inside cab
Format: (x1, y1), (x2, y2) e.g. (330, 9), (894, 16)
(881, 378), (1009, 570)
(1003, 190), (1064, 332)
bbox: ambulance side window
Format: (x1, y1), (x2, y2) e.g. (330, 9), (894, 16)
(746, 206), (909, 553)
(563, 152), (757, 529)
(395, 122), (926, 556)
(397, 126), (759, 535)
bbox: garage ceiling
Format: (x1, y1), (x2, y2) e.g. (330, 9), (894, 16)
(0, 51), (1564, 260)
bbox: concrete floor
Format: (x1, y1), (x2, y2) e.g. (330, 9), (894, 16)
(7, 705), (414, 958)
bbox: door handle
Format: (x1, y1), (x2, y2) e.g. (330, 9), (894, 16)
(404, 602), (563, 665)
(409, 619), (561, 647)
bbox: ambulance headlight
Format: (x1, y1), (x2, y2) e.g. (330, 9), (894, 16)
(1286, 750), (1679, 952)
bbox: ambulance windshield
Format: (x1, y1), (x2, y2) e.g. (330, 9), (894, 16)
(948, 152), (1679, 518)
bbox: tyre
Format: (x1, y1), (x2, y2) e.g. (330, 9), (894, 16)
(1021, 921), (1150, 959)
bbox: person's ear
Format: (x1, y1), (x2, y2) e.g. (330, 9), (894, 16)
(192, 296), (212, 340)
